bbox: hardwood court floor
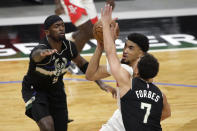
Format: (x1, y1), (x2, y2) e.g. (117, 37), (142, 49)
(0, 49), (197, 131)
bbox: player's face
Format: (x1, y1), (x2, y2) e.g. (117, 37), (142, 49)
(48, 20), (65, 41)
(121, 40), (143, 65)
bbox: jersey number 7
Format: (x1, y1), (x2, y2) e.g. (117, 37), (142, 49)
(141, 102), (152, 123)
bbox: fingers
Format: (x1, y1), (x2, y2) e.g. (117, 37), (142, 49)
(106, 0), (115, 10)
(112, 91), (117, 99)
(101, 8), (103, 18)
(101, 4), (113, 19)
(104, 4), (112, 16)
(115, 23), (119, 39)
(40, 49), (57, 56)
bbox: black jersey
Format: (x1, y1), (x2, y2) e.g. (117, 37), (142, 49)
(23, 37), (78, 92)
(121, 77), (163, 131)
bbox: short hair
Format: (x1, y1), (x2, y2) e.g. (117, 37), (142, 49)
(137, 53), (159, 79)
(44, 15), (63, 30)
(127, 33), (149, 52)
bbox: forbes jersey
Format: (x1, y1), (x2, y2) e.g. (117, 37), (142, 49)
(121, 77), (163, 131)
(23, 37), (78, 91)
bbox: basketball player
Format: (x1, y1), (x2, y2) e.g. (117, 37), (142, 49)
(98, 5), (171, 130)
(22, 15), (116, 131)
(54, 0), (115, 51)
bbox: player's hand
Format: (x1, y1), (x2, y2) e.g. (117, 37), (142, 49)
(97, 42), (104, 50)
(110, 20), (119, 41)
(106, 0), (115, 10)
(105, 85), (117, 99)
(99, 82), (117, 98)
(101, 4), (113, 25)
(40, 49), (57, 57)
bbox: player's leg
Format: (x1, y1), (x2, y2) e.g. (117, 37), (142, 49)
(100, 109), (125, 131)
(60, 0), (97, 74)
(36, 116), (55, 131)
(72, 0), (98, 52)
(72, 20), (94, 52)
(22, 82), (55, 131)
(51, 108), (68, 131)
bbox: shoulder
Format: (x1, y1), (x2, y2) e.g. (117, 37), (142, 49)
(106, 62), (133, 76)
(121, 64), (133, 76)
(33, 38), (49, 50)
(151, 83), (163, 96)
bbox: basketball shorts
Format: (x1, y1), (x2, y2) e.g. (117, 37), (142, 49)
(60, 0), (98, 26)
(100, 109), (125, 131)
(22, 81), (68, 130)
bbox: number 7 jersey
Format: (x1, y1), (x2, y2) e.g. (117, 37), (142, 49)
(120, 77), (163, 131)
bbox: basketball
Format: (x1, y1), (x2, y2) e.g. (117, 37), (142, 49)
(93, 20), (119, 44)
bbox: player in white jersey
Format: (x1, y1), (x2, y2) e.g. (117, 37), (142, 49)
(100, 63), (133, 131)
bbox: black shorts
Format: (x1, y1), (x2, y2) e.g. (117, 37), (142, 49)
(22, 81), (68, 131)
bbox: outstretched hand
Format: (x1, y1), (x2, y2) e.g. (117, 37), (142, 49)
(101, 5), (119, 42)
(104, 84), (117, 99)
(101, 4), (113, 25)
(99, 82), (117, 99)
(95, 80), (117, 98)
(106, 0), (115, 10)
(40, 49), (57, 57)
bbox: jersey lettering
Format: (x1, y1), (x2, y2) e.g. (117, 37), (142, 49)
(135, 90), (161, 102)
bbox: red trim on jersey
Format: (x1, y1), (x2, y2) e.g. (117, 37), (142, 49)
(116, 82), (119, 87)
(91, 16), (98, 24)
(64, 0), (87, 23)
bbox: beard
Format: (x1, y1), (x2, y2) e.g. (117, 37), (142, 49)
(121, 59), (130, 65)
(59, 34), (66, 41)
(49, 34), (65, 42)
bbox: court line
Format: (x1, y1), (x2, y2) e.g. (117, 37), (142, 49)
(0, 78), (196, 88)
(1, 47), (197, 62)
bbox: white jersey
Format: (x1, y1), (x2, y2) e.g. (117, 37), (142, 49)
(60, 0), (98, 26)
(106, 60), (133, 108)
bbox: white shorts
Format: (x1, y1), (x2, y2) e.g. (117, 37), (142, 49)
(100, 109), (125, 131)
(60, 0), (98, 26)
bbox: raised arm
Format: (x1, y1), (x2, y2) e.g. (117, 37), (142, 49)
(32, 49), (57, 62)
(101, 5), (131, 96)
(85, 43), (110, 81)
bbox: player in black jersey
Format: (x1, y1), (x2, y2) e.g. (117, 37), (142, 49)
(100, 5), (171, 131)
(21, 15), (116, 131)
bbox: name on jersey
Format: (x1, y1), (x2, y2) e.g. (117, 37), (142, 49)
(135, 90), (160, 102)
